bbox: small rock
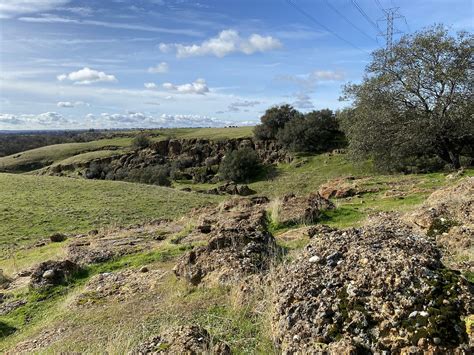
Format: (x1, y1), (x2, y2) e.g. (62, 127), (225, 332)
(42, 270), (56, 279)
(309, 255), (321, 263)
(419, 311), (429, 317)
(50, 233), (67, 243)
(139, 266), (149, 273)
(408, 311), (418, 318)
(433, 337), (441, 345)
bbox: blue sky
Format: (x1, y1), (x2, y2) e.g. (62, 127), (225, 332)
(0, 0), (472, 129)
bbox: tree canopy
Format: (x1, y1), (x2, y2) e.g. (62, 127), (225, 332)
(339, 25), (474, 171)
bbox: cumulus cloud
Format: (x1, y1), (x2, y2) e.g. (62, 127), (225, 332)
(97, 112), (232, 128)
(0, 0), (69, 19)
(277, 70), (344, 90)
(0, 112), (71, 127)
(57, 67), (117, 85)
(148, 62), (169, 73)
(144, 82), (157, 89)
(225, 100), (261, 112)
(162, 78), (209, 95)
(159, 29), (282, 58)
(292, 93), (314, 109)
(57, 100), (88, 108)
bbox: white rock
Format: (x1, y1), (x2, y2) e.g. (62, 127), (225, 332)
(419, 311), (429, 317)
(408, 311), (418, 318)
(309, 255), (321, 263)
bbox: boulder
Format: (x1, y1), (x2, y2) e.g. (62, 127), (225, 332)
(50, 233), (67, 243)
(276, 192), (335, 226)
(30, 260), (80, 288)
(273, 214), (473, 353)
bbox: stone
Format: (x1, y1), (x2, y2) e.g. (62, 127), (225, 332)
(139, 266), (149, 273)
(42, 270), (56, 280)
(309, 255), (321, 263)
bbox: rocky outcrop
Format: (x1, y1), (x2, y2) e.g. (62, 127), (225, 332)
(173, 197), (279, 286)
(273, 214), (473, 353)
(43, 138), (291, 182)
(30, 260), (80, 288)
(133, 325), (230, 354)
(318, 176), (380, 199)
(275, 192), (335, 226)
(407, 177), (473, 275)
(203, 182), (256, 196)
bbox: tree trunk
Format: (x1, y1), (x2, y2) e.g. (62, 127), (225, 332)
(449, 151), (461, 170)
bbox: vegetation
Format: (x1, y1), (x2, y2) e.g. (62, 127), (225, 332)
(254, 104), (302, 141)
(0, 173), (220, 255)
(218, 147), (262, 182)
(277, 109), (344, 153)
(340, 25), (474, 172)
(131, 133), (152, 150)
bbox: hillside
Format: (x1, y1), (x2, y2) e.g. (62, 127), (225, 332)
(0, 137), (472, 352)
(0, 127), (253, 174)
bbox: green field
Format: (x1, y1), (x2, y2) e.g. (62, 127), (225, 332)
(0, 173), (221, 257)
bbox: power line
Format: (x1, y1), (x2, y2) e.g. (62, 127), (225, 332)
(285, 0), (370, 54)
(324, 0), (378, 43)
(351, 0), (383, 35)
(374, 0), (384, 12)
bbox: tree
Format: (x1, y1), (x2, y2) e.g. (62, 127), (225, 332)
(276, 109), (344, 153)
(254, 105), (302, 140)
(218, 147), (262, 182)
(132, 133), (151, 150)
(340, 25), (474, 171)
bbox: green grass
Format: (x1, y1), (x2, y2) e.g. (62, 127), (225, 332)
(0, 173), (221, 256)
(147, 126), (254, 140)
(0, 138), (132, 173)
(50, 149), (127, 167)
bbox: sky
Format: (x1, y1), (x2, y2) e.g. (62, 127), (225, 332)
(0, 0), (472, 130)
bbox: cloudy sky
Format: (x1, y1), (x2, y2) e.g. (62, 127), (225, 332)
(0, 0), (472, 129)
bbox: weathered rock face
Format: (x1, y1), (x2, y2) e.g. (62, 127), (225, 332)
(43, 138), (291, 182)
(318, 176), (380, 199)
(203, 182), (256, 196)
(133, 325), (230, 354)
(173, 197), (279, 286)
(273, 214), (473, 353)
(30, 260), (80, 288)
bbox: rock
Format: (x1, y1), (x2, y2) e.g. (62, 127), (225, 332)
(272, 213), (473, 353)
(197, 224), (212, 234)
(276, 192), (335, 226)
(433, 337), (441, 345)
(30, 260), (80, 288)
(139, 266), (149, 273)
(49, 233), (67, 243)
(309, 255), (321, 263)
(133, 325), (230, 354)
(174, 199), (279, 286)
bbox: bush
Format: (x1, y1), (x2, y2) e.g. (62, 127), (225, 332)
(254, 105), (302, 140)
(218, 147), (262, 182)
(128, 166), (171, 186)
(276, 109), (344, 153)
(132, 134), (151, 150)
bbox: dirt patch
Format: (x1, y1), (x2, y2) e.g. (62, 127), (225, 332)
(67, 220), (182, 264)
(75, 269), (167, 307)
(273, 213), (473, 353)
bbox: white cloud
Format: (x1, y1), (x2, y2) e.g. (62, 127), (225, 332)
(148, 62), (169, 73)
(162, 78), (209, 95)
(0, 112), (71, 127)
(0, 0), (69, 18)
(57, 100), (88, 107)
(278, 70), (345, 89)
(160, 29), (282, 58)
(144, 82), (157, 89)
(57, 67), (117, 85)
(292, 93), (314, 109)
(226, 100), (261, 112)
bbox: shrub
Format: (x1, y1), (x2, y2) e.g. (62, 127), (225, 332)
(254, 105), (302, 140)
(132, 134), (151, 150)
(218, 147), (262, 182)
(276, 109), (344, 153)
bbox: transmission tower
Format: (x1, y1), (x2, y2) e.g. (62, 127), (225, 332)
(377, 7), (406, 50)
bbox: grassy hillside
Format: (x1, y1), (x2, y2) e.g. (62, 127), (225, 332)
(0, 173), (221, 256)
(0, 138), (132, 173)
(0, 127), (254, 174)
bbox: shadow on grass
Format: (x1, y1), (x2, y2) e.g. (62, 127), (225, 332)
(0, 321), (17, 339)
